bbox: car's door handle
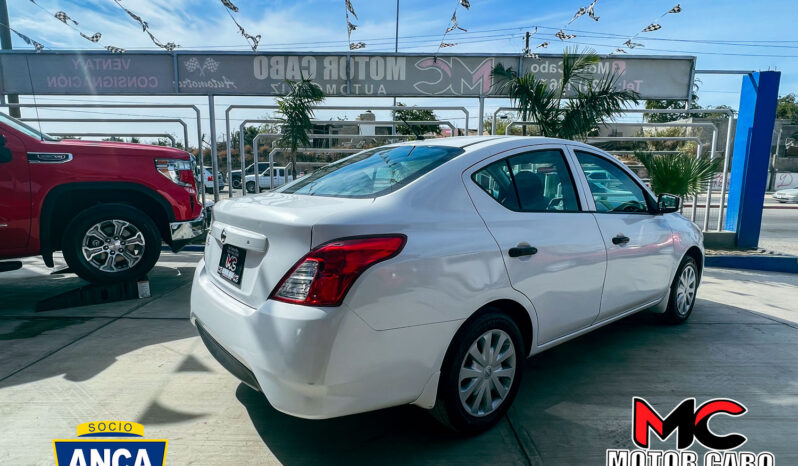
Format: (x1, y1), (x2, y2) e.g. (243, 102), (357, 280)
(509, 246), (538, 257)
(612, 235), (630, 245)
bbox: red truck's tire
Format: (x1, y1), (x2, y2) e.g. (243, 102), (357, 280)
(62, 204), (161, 284)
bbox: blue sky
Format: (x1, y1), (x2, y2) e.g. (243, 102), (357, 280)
(5, 0), (796, 141)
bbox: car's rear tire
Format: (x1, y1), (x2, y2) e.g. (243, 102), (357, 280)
(62, 204), (161, 284)
(246, 181), (257, 193)
(430, 310), (524, 434)
(661, 255), (700, 324)
(232, 178), (242, 189)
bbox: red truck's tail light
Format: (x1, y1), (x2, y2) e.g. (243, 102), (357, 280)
(155, 159), (195, 188)
(271, 235), (406, 307)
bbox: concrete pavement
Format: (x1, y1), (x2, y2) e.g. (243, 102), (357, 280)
(1, 253), (797, 464)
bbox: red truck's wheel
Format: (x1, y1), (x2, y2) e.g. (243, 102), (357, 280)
(62, 204), (161, 284)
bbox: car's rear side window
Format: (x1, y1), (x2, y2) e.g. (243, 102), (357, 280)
(278, 145), (464, 198)
(472, 149), (580, 212)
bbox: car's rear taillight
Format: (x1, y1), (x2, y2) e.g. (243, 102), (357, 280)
(270, 235), (406, 307)
(155, 159), (195, 188)
(207, 175), (214, 182)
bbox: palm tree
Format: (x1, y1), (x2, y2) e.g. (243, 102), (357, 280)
(276, 75), (325, 178)
(636, 151), (721, 199)
(491, 47), (639, 140)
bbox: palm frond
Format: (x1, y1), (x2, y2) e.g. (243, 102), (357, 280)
(559, 46), (599, 99)
(637, 151), (721, 198)
(559, 72), (639, 140)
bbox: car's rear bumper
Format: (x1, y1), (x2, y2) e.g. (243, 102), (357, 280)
(189, 260), (459, 419)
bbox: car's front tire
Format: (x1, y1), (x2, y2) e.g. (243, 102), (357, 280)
(662, 255), (700, 324)
(246, 181), (257, 193)
(430, 310), (524, 434)
(62, 204), (161, 284)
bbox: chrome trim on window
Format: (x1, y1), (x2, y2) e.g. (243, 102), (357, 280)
(27, 152), (73, 164)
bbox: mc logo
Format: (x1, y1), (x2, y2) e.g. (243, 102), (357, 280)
(633, 397), (747, 450)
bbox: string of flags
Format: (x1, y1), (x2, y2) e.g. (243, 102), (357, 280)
(112, 0), (177, 51)
(436, 0), (472, 55)
(5, 23), (45, 52)
(610, 3), (682, 55)
(345, 0), (364, 50)
(528, 0), (599, 53)
(27, 0), (126, 52)
(219, 0), (261, 51)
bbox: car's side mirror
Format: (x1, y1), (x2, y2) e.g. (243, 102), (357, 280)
(0, 134), (11, 164)
(657, 193), (681, 214)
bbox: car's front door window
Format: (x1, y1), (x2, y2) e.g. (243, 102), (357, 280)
(574, 151), (650, 213)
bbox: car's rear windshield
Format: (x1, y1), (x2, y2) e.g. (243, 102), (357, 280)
(277, 145), (465, 198)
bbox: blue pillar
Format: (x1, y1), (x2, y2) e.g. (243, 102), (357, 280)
(724, 71), (780, 248)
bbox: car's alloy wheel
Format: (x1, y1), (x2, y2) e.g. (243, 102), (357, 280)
(662, 255), (700, 324)
(430, 311), (524, 434)
(246, 181), (256, 193)
(81, 219), (146, 273)
(458, 329), (516, 417)
(675, 263), (697, 317)
(63, 204), (161, 284)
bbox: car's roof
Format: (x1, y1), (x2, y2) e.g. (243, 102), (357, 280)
(399, 135), (597, 151)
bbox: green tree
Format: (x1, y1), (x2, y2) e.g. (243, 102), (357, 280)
(777, 93), (798, 124)
(491, 47), (639, 140)
(636, 151), (721, 198)
(276, 75), (326, 177)
(395, 103), (441, 139)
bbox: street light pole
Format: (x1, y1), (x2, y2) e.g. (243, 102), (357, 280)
(391, 0), (399, 134)
(0, 0), (20, 117)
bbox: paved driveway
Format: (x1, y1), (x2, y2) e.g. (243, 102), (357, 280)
(1, 254), (797, 465)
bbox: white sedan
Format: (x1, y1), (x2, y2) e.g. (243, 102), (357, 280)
(190, 136), (703, 434)
(773, 187), (798, 203)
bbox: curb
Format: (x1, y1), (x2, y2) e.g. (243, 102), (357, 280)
(705, 255), (798, 274)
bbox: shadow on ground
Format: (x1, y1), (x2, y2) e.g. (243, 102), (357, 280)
(236, 304), (798, 464)
(0, 263), (197, 389)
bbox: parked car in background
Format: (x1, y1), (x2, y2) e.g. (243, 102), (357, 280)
(0, 112), (206, 283)
(191, 136), (703, 434)
(773, 187), (798, 203)
(198, 167), (225, 194)
(231, 162), (271, 190)
(244, 166), (294, 193)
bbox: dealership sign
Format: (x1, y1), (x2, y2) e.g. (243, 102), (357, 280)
(0, 51), (694, 99)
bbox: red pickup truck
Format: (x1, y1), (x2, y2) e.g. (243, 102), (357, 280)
(0, 112), (206, 283)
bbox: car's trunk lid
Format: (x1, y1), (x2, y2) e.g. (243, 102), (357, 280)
(204, 192), (373, 307)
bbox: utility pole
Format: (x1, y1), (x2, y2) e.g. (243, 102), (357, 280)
(521, 31), (531, 136)
(0, 0), (20, 117)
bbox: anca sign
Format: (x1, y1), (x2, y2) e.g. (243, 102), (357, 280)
(53, 421), (167, 466)
(0, 51), (695, 100)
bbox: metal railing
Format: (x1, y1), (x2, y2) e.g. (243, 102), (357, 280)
(224, 104), (469, 198)
(490, 106), (736, 230)
(586, 136), (704, 225)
